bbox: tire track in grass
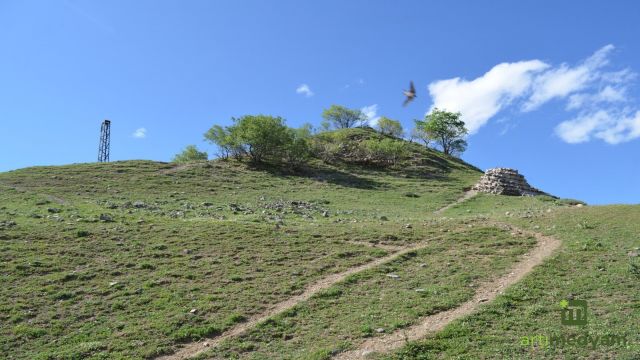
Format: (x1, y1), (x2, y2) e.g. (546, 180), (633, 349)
(156, 236), (449, 360)
(333, 225), (560, 359)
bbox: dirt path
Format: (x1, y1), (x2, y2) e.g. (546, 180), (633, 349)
(434, 190), (477, 214)
(156, 238), (445, 360)
(333, 225), (560, 360)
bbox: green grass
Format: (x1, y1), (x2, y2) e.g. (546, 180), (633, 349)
(384, 205), (640, 360)
(204, 226), (537, 359)
(1, 132), (637, 359)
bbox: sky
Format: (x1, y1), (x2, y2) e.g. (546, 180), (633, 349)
(1, 0), (639, 205)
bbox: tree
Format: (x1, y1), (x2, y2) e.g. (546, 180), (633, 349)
(230, 115), (291, 163)
(172, 145), (208, 163)
(416, 108), (468, 156)
(409, 124), (430, 147)
(283, 124), (313, 166)
(321, 105), (367, 129)
(376, 117), (404, 137)
(204, 125), (240, 159)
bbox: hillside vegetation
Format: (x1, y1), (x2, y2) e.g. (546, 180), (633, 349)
(0, 128), (638, 359)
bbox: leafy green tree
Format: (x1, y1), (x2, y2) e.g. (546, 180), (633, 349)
(321, 105), (367, 129)
(230, 115), (291, 163)
(416, 108), (468, 156)
(172, 145), (208, 163)
(376, 117), (404, 137)
(409, 125), (430, 147)
(284, 124), (313, 166)
(204, 125), (240, 159)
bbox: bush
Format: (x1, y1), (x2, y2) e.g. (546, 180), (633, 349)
(376, 117), (403, 137)
(172, 145), (208, 163)
(359, 138), (410, 165)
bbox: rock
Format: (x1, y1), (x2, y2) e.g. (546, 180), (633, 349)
(322, 211), (329, 217)
(419, 263), (427, 268)
(190, 308), (197, 314)
(99, 214), (114, 222)
(109, 281), (119, 287)
(415, 288), (426, 292)
(478, 298), (489, 303)
(379, 216), (389, 221)
(472, 168), (551, 197)
(505, 211), (511, 216)
(404, 224), (412, 229)
(386, 274), (400, 279)
(133, 201), (147, 208)
(375, 328), (385, 333)
(183, 249), (192, 254)
(47, 208), (61, 213)
(576, 204), (584, 208)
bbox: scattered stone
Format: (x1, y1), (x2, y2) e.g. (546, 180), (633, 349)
(478, 298), (489, 303)
(133, 201), (147, 208)
(576, 204), (584, 208)
(203, 342), (210, 347)
(375, 328), (385, 333)
(322, 211), (329, 218)
(47, 208), (61, 213)
(99, 214), (114, 222)
(379, 216), (389, 221)
(0, 220), (17, 229)
(189, 308), (197, 314)
(386, 274), (400, 279)
(183, 249), (192, 254)
(109, 281), (119, 287)
(415, 288), (426, 292)
(404, 224), (412, 229)
(472, 168), (551, 196)
(419, 263), (427, 268)
(505, 211), (511, 216)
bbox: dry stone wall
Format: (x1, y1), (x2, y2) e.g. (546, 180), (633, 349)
(472, 168), (550, 197)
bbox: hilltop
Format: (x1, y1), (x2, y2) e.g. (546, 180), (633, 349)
(0, 129), (638, 359)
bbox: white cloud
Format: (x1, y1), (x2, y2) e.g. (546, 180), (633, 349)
(296, 84), (314, 97)
(524, 44), (615, 111)
(132, 128), (147, 139)
(566, 85), (626, 110)
(428, 60), (549, 134)
(555, 109), (640, 144)
(426, 44), (640, 145)
(361, 104), (380, 126)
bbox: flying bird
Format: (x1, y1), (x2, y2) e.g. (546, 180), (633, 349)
(403, 81), (416, 106)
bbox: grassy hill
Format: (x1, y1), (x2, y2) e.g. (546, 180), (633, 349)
(0, 129), (638, 359)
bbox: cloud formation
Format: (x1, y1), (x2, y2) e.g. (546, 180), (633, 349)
(427, 44), (640, 144)
(428, 60), (548, 134)
(296, 84), (314, 97)
(361, 104), (380, 126)
(132, 128), (147, 139)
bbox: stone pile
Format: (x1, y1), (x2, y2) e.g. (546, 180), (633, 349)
(472, 168), (549, 196)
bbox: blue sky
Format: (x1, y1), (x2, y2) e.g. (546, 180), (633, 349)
(1, 0), (639, 205)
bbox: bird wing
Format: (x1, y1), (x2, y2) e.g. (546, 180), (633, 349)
(403, 96), (414, 107)
(409, 81), (416, 94)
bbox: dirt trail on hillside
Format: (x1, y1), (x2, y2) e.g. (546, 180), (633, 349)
(156, 239), (443, 360)
(333, 226), (560, 360)
(434, 190), (477, 214)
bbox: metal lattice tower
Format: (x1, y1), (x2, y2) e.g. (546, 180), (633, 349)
(98, 120), (111, 162)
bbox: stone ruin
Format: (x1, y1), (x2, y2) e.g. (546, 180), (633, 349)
(472, 168), (551, 197)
